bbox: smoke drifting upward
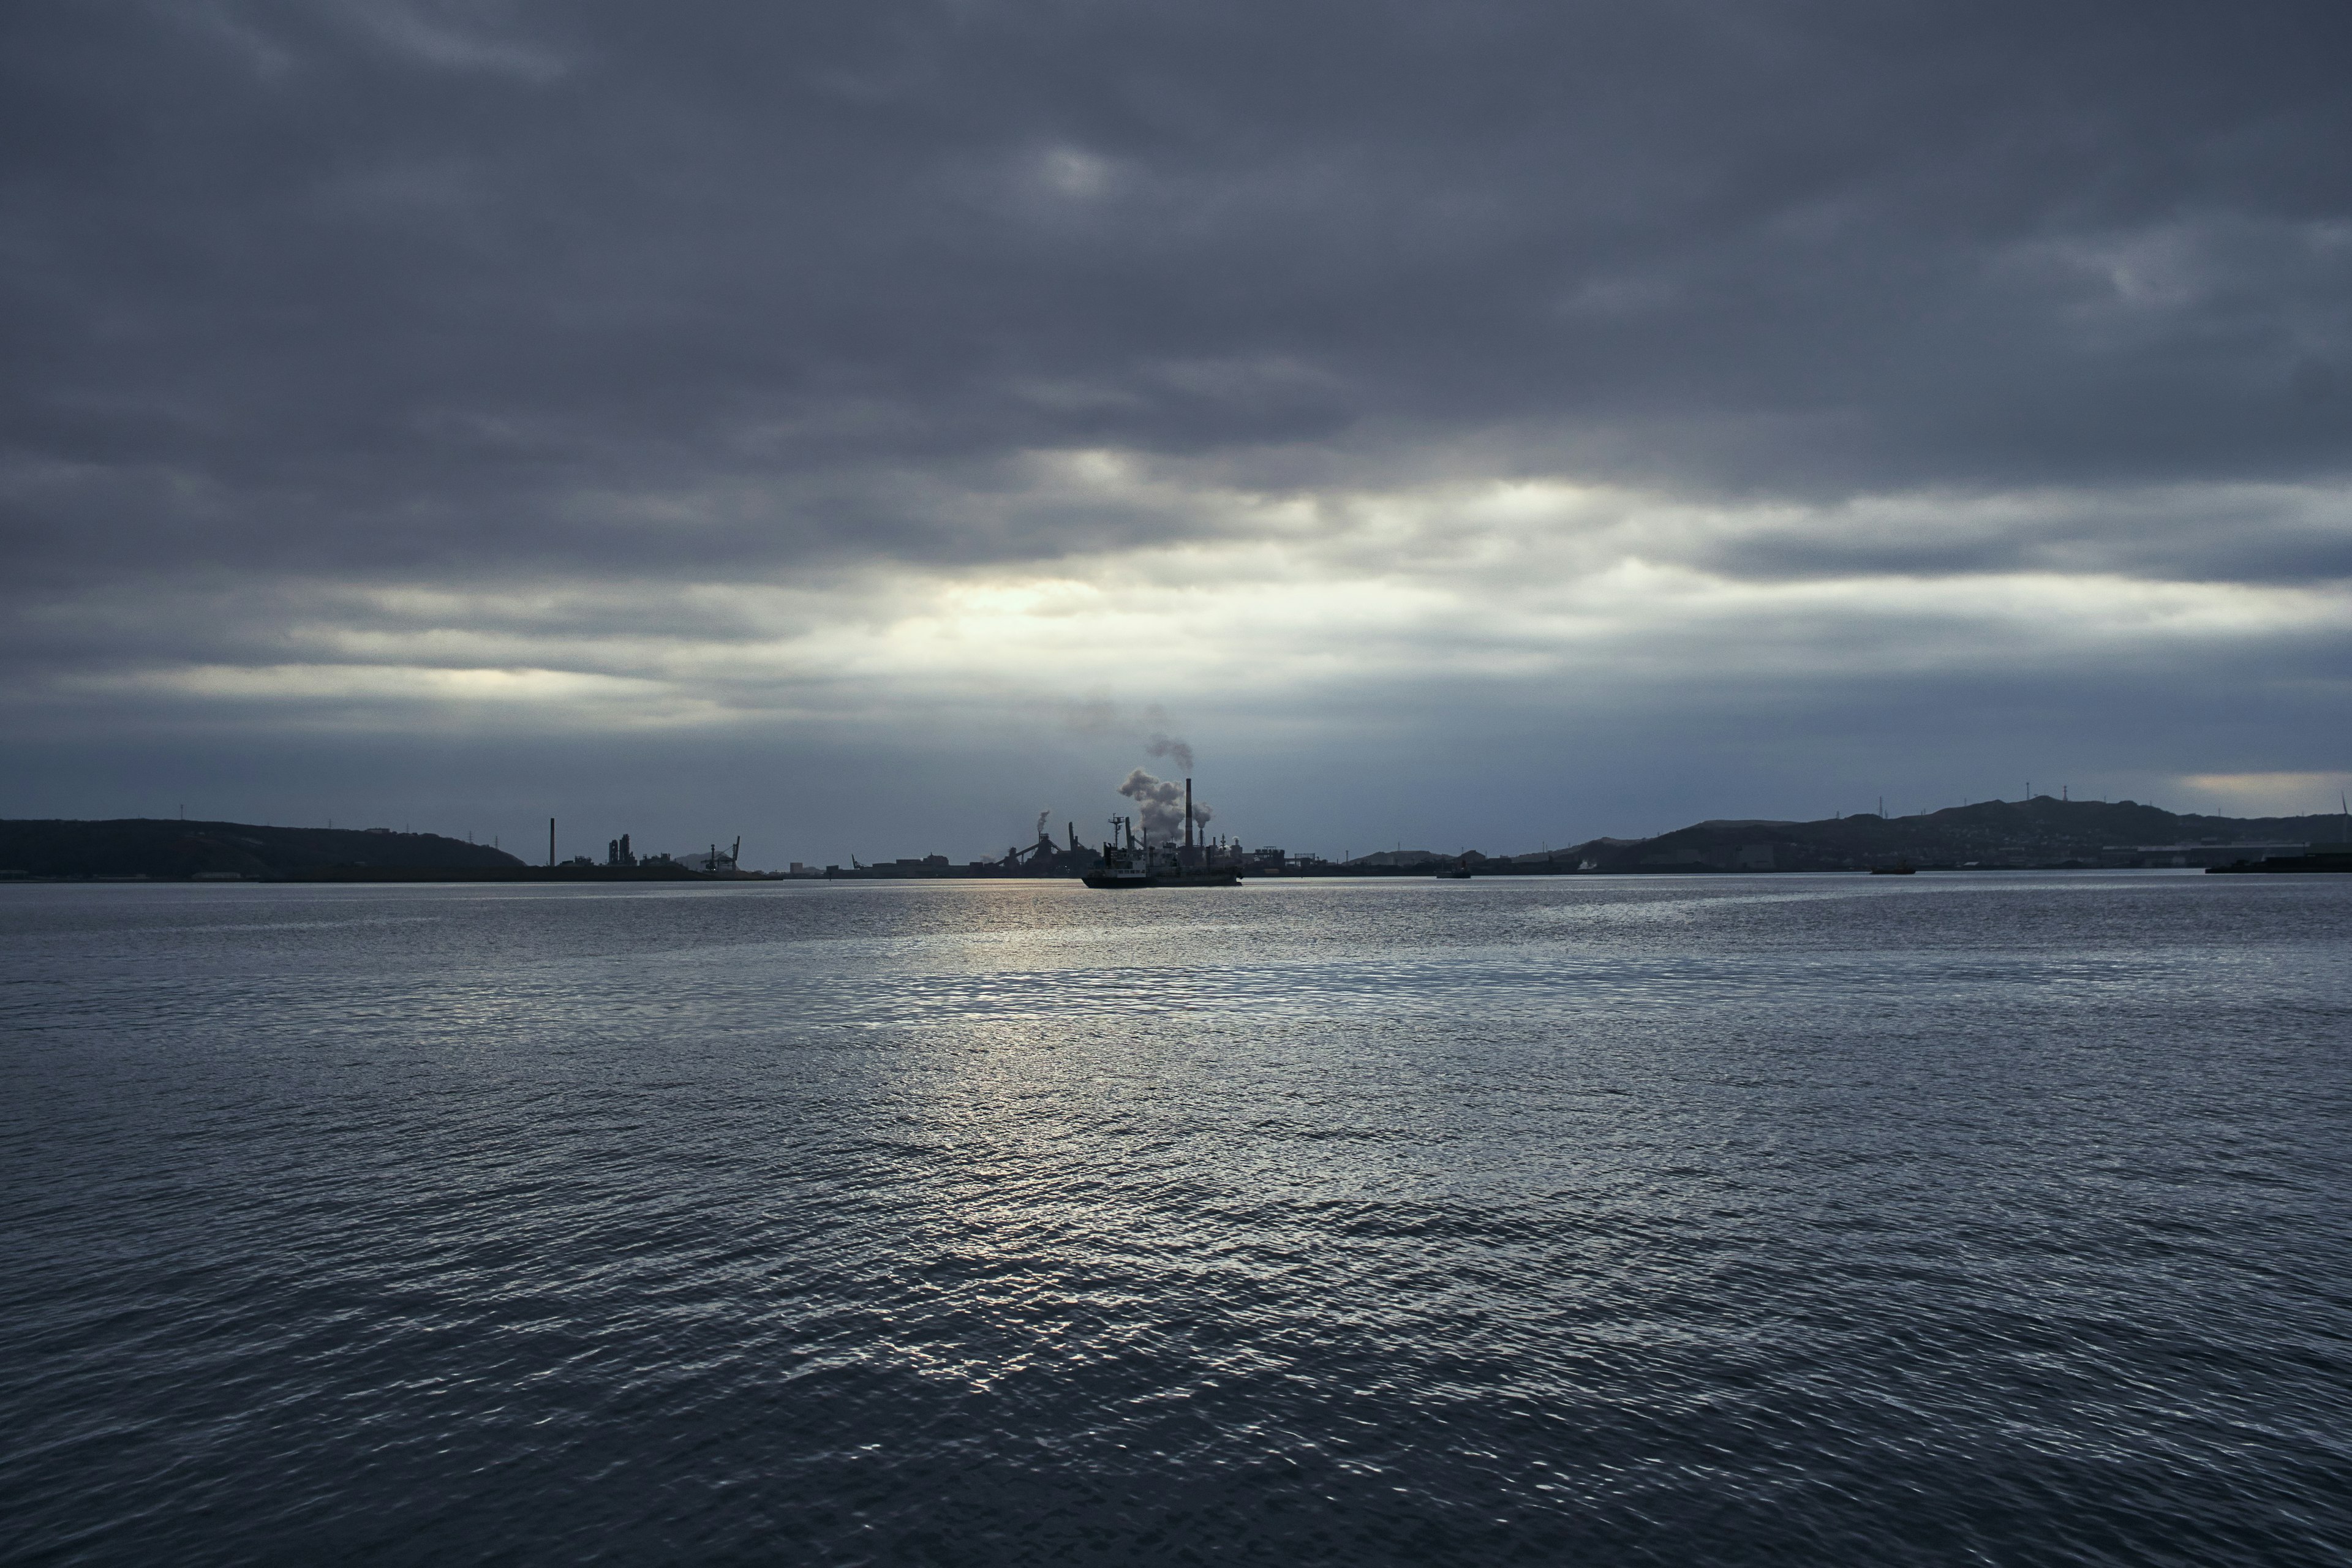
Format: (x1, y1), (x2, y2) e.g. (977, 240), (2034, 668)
(1035, 810), (1051, 842)
(1146, 734), (1195, 774)
(1118, 769), (1212, 842)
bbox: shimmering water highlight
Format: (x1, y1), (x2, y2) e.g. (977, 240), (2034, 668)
(4, 874), (2348, 1564)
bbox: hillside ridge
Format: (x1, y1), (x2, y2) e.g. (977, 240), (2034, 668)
(0, 818), (526, 880)
(1526, 797), (2350, 873)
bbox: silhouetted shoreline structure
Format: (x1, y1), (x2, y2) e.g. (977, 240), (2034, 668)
(818, 796), (2352, 880)
(0, 820), (747, 882)
(6, 796), (2348, 882)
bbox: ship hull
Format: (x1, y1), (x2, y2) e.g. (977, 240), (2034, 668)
(1081, 870), (1242, 889)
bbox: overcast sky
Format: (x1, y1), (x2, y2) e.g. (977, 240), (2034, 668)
(4, 0), (2348, 863)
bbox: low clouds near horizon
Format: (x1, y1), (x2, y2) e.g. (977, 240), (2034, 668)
(4, 0), (2348, 858)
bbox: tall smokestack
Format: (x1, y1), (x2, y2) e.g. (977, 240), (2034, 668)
(548, 817), (556, 867)
(1185, 778), (1194, 851)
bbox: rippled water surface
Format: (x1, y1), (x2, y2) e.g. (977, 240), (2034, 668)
(4, 873), (2349, 1565)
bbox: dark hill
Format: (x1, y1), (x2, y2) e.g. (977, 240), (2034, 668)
(0, 819), (526, 880)
(1545, 797), (2351, 873)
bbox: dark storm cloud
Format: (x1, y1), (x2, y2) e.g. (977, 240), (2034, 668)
(1695, 485), (2352, 586)
(5, 0), (2350, 598)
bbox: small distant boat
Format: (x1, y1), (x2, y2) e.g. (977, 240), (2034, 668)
(1869, 862), (1917, 875)
(1436, 856), (1473, 880)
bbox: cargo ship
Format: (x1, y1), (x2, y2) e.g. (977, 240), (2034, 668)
(1082, 801), (1240, 890)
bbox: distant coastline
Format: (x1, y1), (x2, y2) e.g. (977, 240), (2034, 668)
(0, 818), (530, 883)
(11, 797), (2347, 883)
(822, 796), (2351, 880)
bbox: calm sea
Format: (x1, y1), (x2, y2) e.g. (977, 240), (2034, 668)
(3, 873), (2347, 1566)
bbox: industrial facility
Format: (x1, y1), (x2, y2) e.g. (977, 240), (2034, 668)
(826, 778), (1272, 881)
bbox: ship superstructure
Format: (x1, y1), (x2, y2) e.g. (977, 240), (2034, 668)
(1084, 815), (1155, 888)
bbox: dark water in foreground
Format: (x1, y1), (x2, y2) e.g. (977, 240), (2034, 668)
(3, 873), (2348, 1566)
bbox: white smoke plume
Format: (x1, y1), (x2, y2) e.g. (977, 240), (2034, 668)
(1145, 733), (1194, 772)
(1118, 767), (1210, 841)
(1035, 810), (1051, 842)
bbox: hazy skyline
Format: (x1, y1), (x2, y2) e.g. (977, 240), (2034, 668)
(5, 1), (2348, 864)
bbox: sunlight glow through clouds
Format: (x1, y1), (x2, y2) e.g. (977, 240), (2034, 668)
(14, 451), (2346, 750)
(2175, 772), (2352, 817)
(64, 662), (718, 729)
(46, 473), (2346, 734)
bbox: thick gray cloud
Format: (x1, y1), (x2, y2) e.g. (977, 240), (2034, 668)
(9, 1), (2350, 567)
(3, 0), (2349, 851)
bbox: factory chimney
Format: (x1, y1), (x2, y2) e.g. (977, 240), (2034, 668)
(548, 817), (556, 868)
(1185, 778), (1194, 853)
